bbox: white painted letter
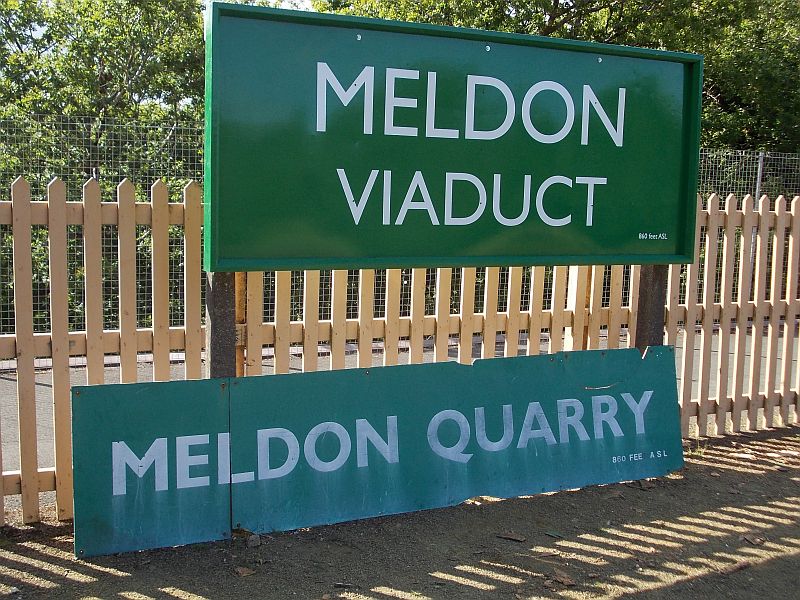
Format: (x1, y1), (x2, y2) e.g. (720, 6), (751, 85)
(575, 176), (607, 226)
(475, 405), (514, 451)
(621, 390), (653, 435)
(382, 170), (392, 225)
(517, 402), (557, 447)
(426, 72), (459, 138)
(257, 428), (300, 480)
(396, 171), (440, 225)
(536, 175), (572, 227)
(337, 168), (380, 225)
(217, 432), (255, 485)
(522, 81), (575, 144)
(445, 172), (486, 225)
(112, 438), (168, 496)
(492, 173), (531, 226)
(356, 417), (399, 467)
(428, 409), (472, 463)
(317, 63), (374, 134)
(385, 68), (419, 137)
(581, 86), (625, 147)
(176, 434), (210, 489)
(304, 422), (352, 473)
(591, 395), (624, 439)
(557, 399), (590, 443)
(465, 75), (515, 140)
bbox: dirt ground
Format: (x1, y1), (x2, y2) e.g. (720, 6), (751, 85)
(0, 426), (797, 600)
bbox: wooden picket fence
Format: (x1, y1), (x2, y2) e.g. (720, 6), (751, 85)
(0, 177), (798, 525)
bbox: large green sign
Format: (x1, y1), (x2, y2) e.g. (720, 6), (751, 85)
(204, 4), (702, 271)
(73, 348), (683, 557)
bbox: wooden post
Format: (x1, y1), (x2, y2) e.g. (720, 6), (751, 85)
(634, 264), (668, 354)
(206, 271), (237, 378)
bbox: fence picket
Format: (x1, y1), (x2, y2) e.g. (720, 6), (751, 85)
(117, 180), (137, 383)
(679, 209), (704, 436)
(527, 267), (546, 355)
(747, 196), (772, 429)
(409, 268), (426, 364)
(358, 269), (375, 368)
(606, 265), (625, 350)
(627, 265), (641, 345)
(246, 271), (264, 376)
(549, 266), (568, 353)
(459, 268), (476, 364)
(504, 266), (524, 357)
(47, 179), (73, 520)
(764, 197), (788, 427)
(781, 197), (800, 423)
(83, 179), (104, 385)
(383, 269), (401, 366)
(698, 197), (721, 434)
(715, 195), (738, 434)
(303, 271), (320, 372)
(183, 182), (203, 380)
(11, 178), (39, 523)
(273, 271), (291, 374)
(585, 266), (605, 349)
(151, 181), (170, 381)
(565, 266), (589, 351)
(435, 268), (452, 362)
(330, 270), (348, 370)
(482, 267), (500, 358)
(665, 264), (682, 347)
(732, 196), (757, 431)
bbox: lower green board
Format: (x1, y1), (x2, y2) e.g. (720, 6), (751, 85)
(72, 347), (683, 557)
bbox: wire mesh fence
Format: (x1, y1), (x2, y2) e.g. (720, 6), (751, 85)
(1, 115), (799, 340)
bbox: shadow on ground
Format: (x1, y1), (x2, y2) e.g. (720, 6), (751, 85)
(0, 426), (798, 599)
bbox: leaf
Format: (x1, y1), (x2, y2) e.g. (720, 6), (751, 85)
(234, 566), (256, 577)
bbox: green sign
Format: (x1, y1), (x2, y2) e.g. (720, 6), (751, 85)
(73, 348), (683, 557)
(204, 4), (702, 271)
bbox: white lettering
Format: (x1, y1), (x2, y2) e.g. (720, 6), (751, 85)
(536, 175), (572, 227)
(337, 168), (380, 225)
(465, 75), (515, 140)
(112, 438), (168, 496)
(385, 68), (419, 136)
(396, 171), (440, 225)
(557, 398), (590, 443)
(444, 172), (486, 225)
(591, 396), (624, 439)
(517, 402), (557, 447)
(428, 409), (472, 463)
(304, 422), (352, 472)
(176, 434), (210, 489)
(316, 62), (375, 134)
(575, 176), (607, 226)
(356, 417), (399, 467)
(426, 72), (459, 138)
(217, 432), (255, 485)
(522, 81), (575, 144)
(621, 390), (653, 435)
(475, 405), (514, 452)
(581, 86), (625, 147)
(492, 173), (531, 226)
(257, 428), (300, 480)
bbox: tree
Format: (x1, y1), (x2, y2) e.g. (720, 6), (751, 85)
(312, 0), (799, 152)
(1, 0), (205, 119)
